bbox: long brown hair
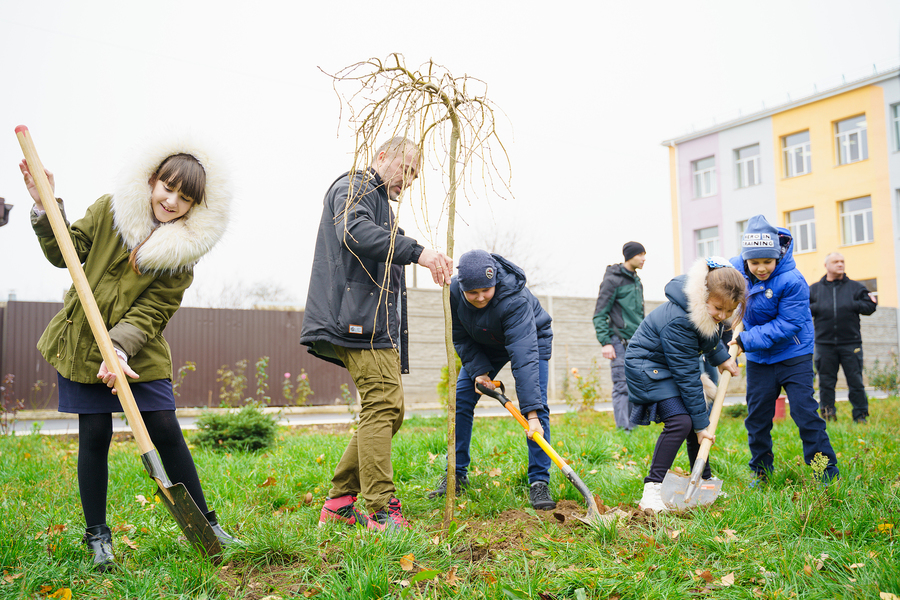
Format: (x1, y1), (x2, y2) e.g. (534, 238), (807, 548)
(128, 153), (206, 274)
(707, 266), (746, 329)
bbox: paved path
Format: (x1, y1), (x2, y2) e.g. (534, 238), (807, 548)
(9, 390), (887, 436)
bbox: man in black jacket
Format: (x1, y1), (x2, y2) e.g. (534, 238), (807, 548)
(809, 253), (877, 423)
(301, 137), (453, 530)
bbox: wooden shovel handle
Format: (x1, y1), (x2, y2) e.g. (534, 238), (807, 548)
(16, 126), (154, 454)
(695, 322), (744, 463)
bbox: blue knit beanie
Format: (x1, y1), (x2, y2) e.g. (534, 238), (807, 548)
(457, 249), (498, 291)
(741, 215), (781, 260)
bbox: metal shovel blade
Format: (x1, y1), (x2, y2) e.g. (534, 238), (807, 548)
(660, 470), (723, 509)
(142, 451), (222, 558)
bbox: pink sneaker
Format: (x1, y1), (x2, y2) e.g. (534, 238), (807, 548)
(318, 495), (372, 528)
(369, 497), (411, 530)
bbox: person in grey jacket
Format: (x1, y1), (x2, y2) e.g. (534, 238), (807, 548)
(301, 137), (452, 531)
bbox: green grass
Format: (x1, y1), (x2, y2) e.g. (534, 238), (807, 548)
(1, 400), (898, 599)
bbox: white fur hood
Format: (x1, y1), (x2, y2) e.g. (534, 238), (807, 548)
(685, 257), (724, 339)
(111, 133), (232, 273)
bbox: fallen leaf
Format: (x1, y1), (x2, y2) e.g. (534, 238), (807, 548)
(720, 573), (735, 587)
(848, 563), (864, 570)
(302, 588), (321, 598)
(112, 523), (135, 533)
(304, 492), (313, 504)
(121, 535), (138, 550)
(431, 535), (440, 545)
(668, 529), (682, 540)
(135, 494), (149, 506)
(803, 565), (813, 576)
(316, 454), (325, 464)
(427, 452), (438, 464)
(48, 589), (72, 600)
(625, 460), (637, 466)
(458, 501), (467, 510)
(2, 572), (23, 584)
(399, 554), (415, 572)
(258, 476), (277, 487)
(445, 566), (460, 587)
(696, 570), (713, 583)
(723, 529), (738, 541)
(493, 481), (501, 487)
(876, 523), (894, 533)
(24, 452), (31, 459)
(589, 469), (598, 474)
(39, 585), (53, 594)
(481, 571), (497, 584)
(880, 593), (900, 600)
(488, 467), (502, 477)
(713, 536), (725, 543)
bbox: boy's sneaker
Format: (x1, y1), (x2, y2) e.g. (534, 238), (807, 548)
(749, 472), (769, 489)
(529, 481), (557, 510)
(638, 481), (668, 513)
(319, 495), (373, 528)
(370, 497), (410, 531)
(427, 474), (469, 499)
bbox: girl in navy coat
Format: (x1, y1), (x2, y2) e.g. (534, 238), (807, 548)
(729, 215), (839, 483)
(626, 258), (744, 512)
(428, 250), (556, 510)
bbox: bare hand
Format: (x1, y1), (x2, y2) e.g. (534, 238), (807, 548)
(474, 374), (494, 395)
(696, 428), (715, 445)
(97, 357), (140, 395)
(19, 159), (54, 209)
(417, 249), (453, 286)
(526, 414), (544, 440)
(869, 292), (878, 304)
(718, 356), (739, 377)
(601, 344), (616, 360)
(727, 340), (743, 357)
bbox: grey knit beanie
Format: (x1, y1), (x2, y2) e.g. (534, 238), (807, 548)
(457, 250), (498, 291)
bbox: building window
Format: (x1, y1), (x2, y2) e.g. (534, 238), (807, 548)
(696, 226), (719, 258)
(840, 196), (874, 245)
(892, 104), (900, 151)
(735, 144), (760, 188)
(785, 208), (816, 254)
(834, 115), (868, 165)
(858, 278), (878, 294)
(782, 130), (811, 178)
(736, 219), (749, 249)
(693, 157), (717, 198)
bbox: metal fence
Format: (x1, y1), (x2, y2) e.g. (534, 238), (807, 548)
(0, 302), (354, 410)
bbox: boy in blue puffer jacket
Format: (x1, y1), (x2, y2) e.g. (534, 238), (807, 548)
(730, 215), (839, 483)
(428, 249), (556, 510)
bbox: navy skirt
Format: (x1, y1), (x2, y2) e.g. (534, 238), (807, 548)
(58, 374), (176, 414)
(630, 395), (689, 427)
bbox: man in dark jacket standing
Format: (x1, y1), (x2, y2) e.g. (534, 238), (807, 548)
(809, 253), (877, 423)
(593, 242), (646, 431)
(301, 137), (453, 530)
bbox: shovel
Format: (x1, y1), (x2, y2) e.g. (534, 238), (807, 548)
(16, 126), (222, 558)
(475, 381), (603, 525)
(660, 323), (743, 510)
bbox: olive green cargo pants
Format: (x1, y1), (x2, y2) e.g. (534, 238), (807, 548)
(328, 346), (406, 513)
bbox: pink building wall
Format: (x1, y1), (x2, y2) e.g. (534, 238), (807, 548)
(677, 133), (722, 273)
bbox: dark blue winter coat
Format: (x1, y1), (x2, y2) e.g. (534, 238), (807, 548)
(729, 228), (815, 364)
(449, 255), (552, 414)
(624, 261), (731, 431)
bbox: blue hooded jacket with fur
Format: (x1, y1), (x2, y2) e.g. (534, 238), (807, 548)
(624, 259), (731, 431)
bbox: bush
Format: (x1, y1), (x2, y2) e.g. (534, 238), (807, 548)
(193, 403), (279, 452)
(722, 403), (748, 419)
(867, 353), (900, 396)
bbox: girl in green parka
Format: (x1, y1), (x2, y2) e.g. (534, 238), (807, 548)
(20, 134), (237, 571)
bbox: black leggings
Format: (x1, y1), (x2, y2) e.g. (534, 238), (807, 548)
(645, 413), (711, 484)
(78, 411), (209, 528)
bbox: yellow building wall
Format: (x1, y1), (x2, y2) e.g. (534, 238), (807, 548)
(669, 145), (682, 273)
(772, 86), (896, 306)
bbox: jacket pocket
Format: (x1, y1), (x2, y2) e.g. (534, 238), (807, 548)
(338, 279), (390, 340)
(645, 366), (672, 381)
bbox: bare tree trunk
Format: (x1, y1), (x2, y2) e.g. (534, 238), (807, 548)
(442, 119), (460, 531)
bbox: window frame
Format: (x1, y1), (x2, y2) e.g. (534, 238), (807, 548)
(692, 156), (717, 198)
(782, 131), (811, 178)
(840, 196), (874, 246)
(695, 226), (720, 258)
(734, 144), (760, 189)
(785, 208), (817, 254)
(834, 114), (868, 165)
(892, 104), (900, 152)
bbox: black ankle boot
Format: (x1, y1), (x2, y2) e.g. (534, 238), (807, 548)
(83, 525), (114, 572)
(204, 510), (241, 546)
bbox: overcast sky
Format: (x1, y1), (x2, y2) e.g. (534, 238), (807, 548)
(2, 0), (899, 306)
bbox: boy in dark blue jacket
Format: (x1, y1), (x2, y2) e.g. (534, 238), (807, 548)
(428, 250), (556, 510)
(730, 215), (839, 482)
